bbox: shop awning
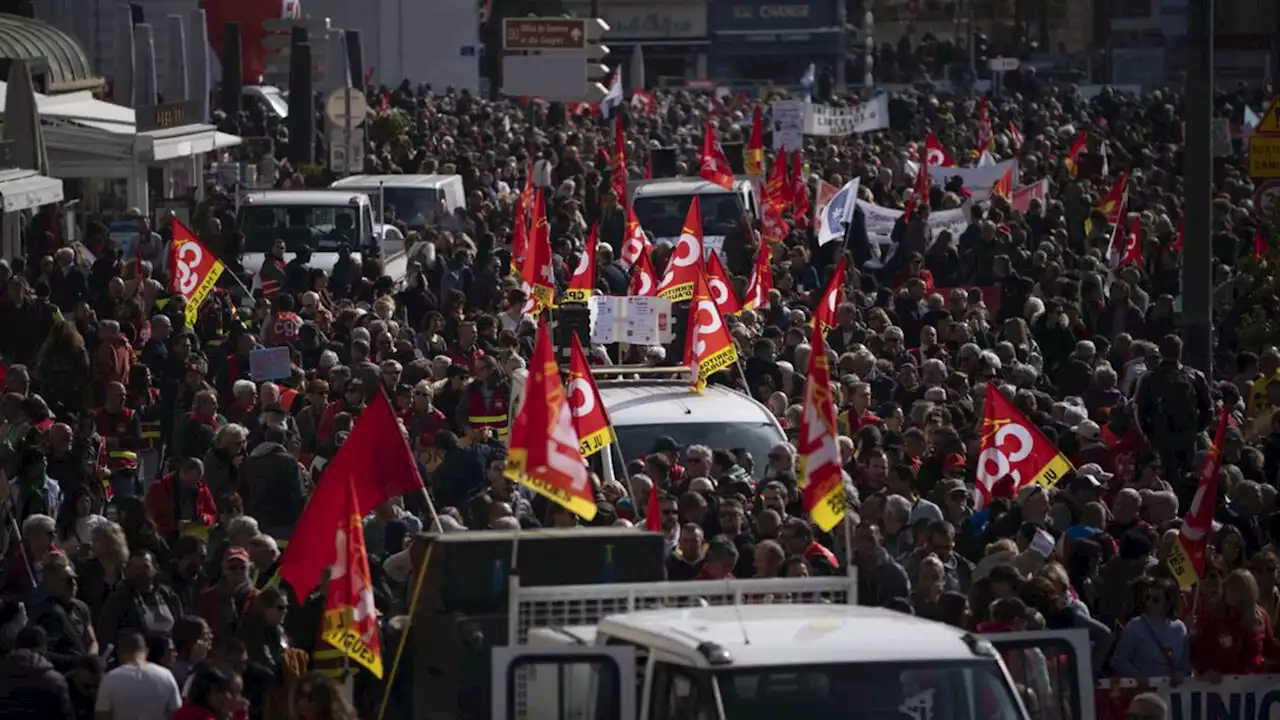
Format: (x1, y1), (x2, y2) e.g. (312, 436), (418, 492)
(139, 126), (243, 163)
(0, 168), (63, 213)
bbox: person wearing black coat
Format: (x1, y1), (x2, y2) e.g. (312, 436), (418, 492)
(0, 626), (76, 720)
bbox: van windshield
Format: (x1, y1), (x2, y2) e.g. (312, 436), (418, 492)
(362, 186), (441, 229)
(716, 661), (1022, 720)
(613, 421), (783, 479)
(238, 204), (363, 253)
(632, 192), (744, 240)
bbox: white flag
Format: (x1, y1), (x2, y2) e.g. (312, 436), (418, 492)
(815, 178), (859, 246)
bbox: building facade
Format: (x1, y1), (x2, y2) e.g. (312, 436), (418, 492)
(706, 0), (846, 86)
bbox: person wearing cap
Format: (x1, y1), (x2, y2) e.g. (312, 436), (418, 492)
(195, 546), (258, 642)
(650, 436), (686, 486)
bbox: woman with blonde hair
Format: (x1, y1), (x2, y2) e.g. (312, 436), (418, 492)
(1191, 568), (1277, 676)
(76, 521), (128, 616)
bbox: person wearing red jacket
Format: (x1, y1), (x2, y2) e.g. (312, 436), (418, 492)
(145, 457), (217, 542)
(173, 663), (249, 720)
(315, 379), (366, 447)
(1190, 568), (1279, 676)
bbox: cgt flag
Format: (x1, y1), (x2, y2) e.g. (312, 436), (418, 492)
(567, 334), (616, 458)
(279, 390), (424, 598)
(520, 188), (556, 315)
(744, 106), (765, 177)
(699, 119), (734, 190)
(619, 204), (651, 270)
(1168, 407), (1229, 590)
(813, 257), (846, 331)
(505, 318), (596, 521)
(798, 321), (845, 531)
(656, 197), (704, 302)
(704, 250), (742, 315)
(684, 265), (739, 393)
(974, 385), (1073, 509)
(629, 247), (658, 296)
(742, 240), (773, 311)
(169, 219), (225, 329)
(564, 223), (598, 303)
(321, 474), (384, 678)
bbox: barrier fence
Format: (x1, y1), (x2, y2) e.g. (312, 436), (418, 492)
(1093, 675), (1280, 720)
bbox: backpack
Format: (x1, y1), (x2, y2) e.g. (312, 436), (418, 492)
(1149, 365), (1201, 436)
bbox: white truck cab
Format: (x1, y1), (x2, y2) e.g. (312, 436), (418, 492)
(494, 576), (1095, 720)
(329, 173), (466, 231)
(629, 177), (759, 259)
(235, 189), (409, 288)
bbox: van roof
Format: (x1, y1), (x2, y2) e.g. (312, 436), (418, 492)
(597, 604), (987, 668)
(597, 382), (776, 427)
(330, 174), (461, 189)
(632, 178), (748, 198)
(240, 190), (368, 206)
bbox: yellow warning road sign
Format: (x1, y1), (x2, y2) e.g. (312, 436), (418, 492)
(1256, 97), (1280, 135)
(1249, 136), (1280, 178)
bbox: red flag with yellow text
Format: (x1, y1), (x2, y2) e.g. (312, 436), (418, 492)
(564, 224), (598, 303)
(744, 107), (765, 177)
(656, 197), (704, 302)
(169, 219), (225, 328)
(798, 321), (846, 532)
(520, 188), (556, 314)
(505, 319), (596, 520)
(974, 385), (1072, 509)
(1065, 132), (1087, 178)
(567, 334), (616, 458)
(684, 265), (739, 393)
(321, 473), (384, 678)
(279, 390), (424, 598)
(611, 116), (628, 203)
(1167, 407), (1229, 590)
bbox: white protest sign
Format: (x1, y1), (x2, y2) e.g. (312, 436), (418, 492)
(857, 199), (971, 265)
(927, 159), (1018, 202)
(589, 295), (674, 346)
(803, 93), (890, 137)
(770, 100), (806, 151)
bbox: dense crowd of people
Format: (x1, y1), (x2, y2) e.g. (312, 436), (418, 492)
(0, 48), (1277, 719)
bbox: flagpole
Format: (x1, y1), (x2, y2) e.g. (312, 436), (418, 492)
(375, 543), (436, 720)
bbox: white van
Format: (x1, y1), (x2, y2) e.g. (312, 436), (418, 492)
(629, 177), (759, 258)
(500, 577), (1096, 720)
(329, 174), (466, 230)
(235, 190), (409, 287)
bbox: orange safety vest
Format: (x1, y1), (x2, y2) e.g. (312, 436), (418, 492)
(467, 385), (510, 440)
(96, 407), (138, 470)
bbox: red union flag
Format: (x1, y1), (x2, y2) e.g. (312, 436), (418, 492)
(742, 240), (773, 311)
(629, 247), (657, 297)
(321, 474), (384, 678)
(699, 119), (734, 190)
(505, 318), (596, 520)
(619, 204), (651, 270)
(684, 265), (739, 393)
(564, 223), (598, 303)
(566, 334), (615, 458)
(1167, 407), (1229, 590)
(704, 250), (741, 315)
(799, 321), (845, 531)
(656, 197), (704, 302)
(169, 218), (225, 328)
(975, 385), (1073, 508)
(813, 256), (846, 331)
